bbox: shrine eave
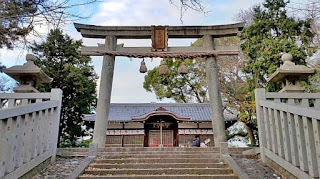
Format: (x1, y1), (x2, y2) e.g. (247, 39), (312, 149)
(132, 108), (191, 122)
(74, 22), (245, 39)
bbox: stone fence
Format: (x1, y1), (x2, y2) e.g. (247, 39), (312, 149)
(0, 89), (62, 179)
(255, 88), (320, 178)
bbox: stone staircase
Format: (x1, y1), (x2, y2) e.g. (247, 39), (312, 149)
(78, 147), (238, 179)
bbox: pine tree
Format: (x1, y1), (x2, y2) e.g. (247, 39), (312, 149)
(143, 57), (208, 103)
(32, 29), (97, 147)
(240, 0), (316, 92)
(238, 0), (316, 145)
(0, 0), (97, 49)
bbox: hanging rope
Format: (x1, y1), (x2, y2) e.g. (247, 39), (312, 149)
(80, 50), (239, 58)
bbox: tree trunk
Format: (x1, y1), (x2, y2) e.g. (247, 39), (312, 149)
(243, 122), (255, 145)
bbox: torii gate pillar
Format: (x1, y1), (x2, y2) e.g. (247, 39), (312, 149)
(203, 35), (227, 146)
(74, 22), (244, 147)
(92, 36), (117, 148)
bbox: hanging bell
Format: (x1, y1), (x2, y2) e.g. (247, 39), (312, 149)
(139, 59), (148, 73)
(178, 61), (188, 74)
(159, 60), (169, 75)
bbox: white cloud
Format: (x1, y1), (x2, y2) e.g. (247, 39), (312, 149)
(0, 48), (27, 67)
(1, 0), (263, 104)
(100, 2), (126, 13)
(90, 0), (206, 26)
(73, 0), (265, 103)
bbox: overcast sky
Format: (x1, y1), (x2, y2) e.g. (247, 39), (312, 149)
(0, 0), (269, 102)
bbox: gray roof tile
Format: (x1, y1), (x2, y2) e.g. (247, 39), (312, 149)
(83, 103), (237, 122)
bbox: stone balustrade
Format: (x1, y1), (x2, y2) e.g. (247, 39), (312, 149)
(255, 88), (320, 178)
(0, 89), (62, 179)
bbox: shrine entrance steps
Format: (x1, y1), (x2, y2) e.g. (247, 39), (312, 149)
(78, 147), (239, 179)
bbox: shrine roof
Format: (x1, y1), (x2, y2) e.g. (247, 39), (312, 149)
(83, 103), (237, 122)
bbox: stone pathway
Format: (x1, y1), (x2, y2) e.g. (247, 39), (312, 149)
(232, 157), (282, 179)
(32, 156), (85, 179)
(32, 155), (283, 178)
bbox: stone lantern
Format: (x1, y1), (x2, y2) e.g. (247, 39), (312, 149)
(267, 53), (315, 93)
(2, 54), (52, 93)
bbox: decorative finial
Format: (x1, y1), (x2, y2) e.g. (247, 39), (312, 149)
(281, 53), (293, 63)
(26, 54), (37, 61)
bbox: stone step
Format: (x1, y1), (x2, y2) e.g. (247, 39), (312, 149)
(98, 147), (220, 152)
(79, 147), (239, 179)
(89, 163), (229, 169)
(58, 148), (89, 152)
(56, 148), (89, 156)
(57, 147), (253, 154)
(83, 168), (234, 175)
(228, 147), (253, 153)
(97, 153), (221, 159)
(230, 154), (258, 159)
(78, 174), (238, 179)
(93, 158), (224, 164)
(98, 150), (219, 155)
(228, 147), (253, 151)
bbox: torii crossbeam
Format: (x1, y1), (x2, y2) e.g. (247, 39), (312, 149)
(74, 22), (244, 148)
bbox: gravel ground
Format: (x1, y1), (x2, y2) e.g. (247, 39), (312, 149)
(32, 155), (282, 178)
(32, 156), (85, 179)
(232, 156), (282, 179)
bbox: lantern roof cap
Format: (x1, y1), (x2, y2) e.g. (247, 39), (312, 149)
(267, 53), (315, 82)
(3, 54), (52, 83)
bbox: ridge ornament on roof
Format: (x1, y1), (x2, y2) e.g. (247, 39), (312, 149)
(132, 106), (191, 121)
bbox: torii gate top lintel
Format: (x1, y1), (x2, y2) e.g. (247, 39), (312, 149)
(74, 22), (244, 58)
(76, 22), (244, 148)
(74, 22), (245, 39)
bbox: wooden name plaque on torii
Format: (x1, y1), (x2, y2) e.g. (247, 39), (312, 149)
(151, 26), (168, 52)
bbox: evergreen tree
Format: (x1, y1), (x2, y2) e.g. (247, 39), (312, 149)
(240, 0), (316, 93)
(143, 57), (208, 103)
(32, 29), (97, 147)
(238, 0), (316, 145)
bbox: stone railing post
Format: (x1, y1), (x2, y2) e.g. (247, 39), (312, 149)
(50, 88), (63, 163)
(220, 142), (229, 158)
(255, 88), (267, 162)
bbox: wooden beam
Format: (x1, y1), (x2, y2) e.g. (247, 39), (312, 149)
(79, 48), (238, 58)
(79, 45), (239, 56)
(74, 22), (245, 39)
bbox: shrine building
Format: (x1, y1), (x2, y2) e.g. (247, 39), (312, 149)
(83, 103), (237, 147)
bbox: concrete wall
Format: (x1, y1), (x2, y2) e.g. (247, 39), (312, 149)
(124, 122), (144, 129)
(199, 122), (212, 128)
(178, 122), (197, 128)
(107, 123), (122, 129)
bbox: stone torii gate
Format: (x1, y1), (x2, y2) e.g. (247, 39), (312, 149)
(74, 22), (244, 148)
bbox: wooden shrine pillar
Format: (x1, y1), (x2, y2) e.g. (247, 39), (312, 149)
(203, 35), (227, 146)
(92, 36), (117, 148)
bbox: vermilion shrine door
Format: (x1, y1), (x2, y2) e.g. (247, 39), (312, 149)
(148, 130), (173, 147)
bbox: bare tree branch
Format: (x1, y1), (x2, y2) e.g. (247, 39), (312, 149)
(169, 0), (210, 23)
(0, 0), (98, 49)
